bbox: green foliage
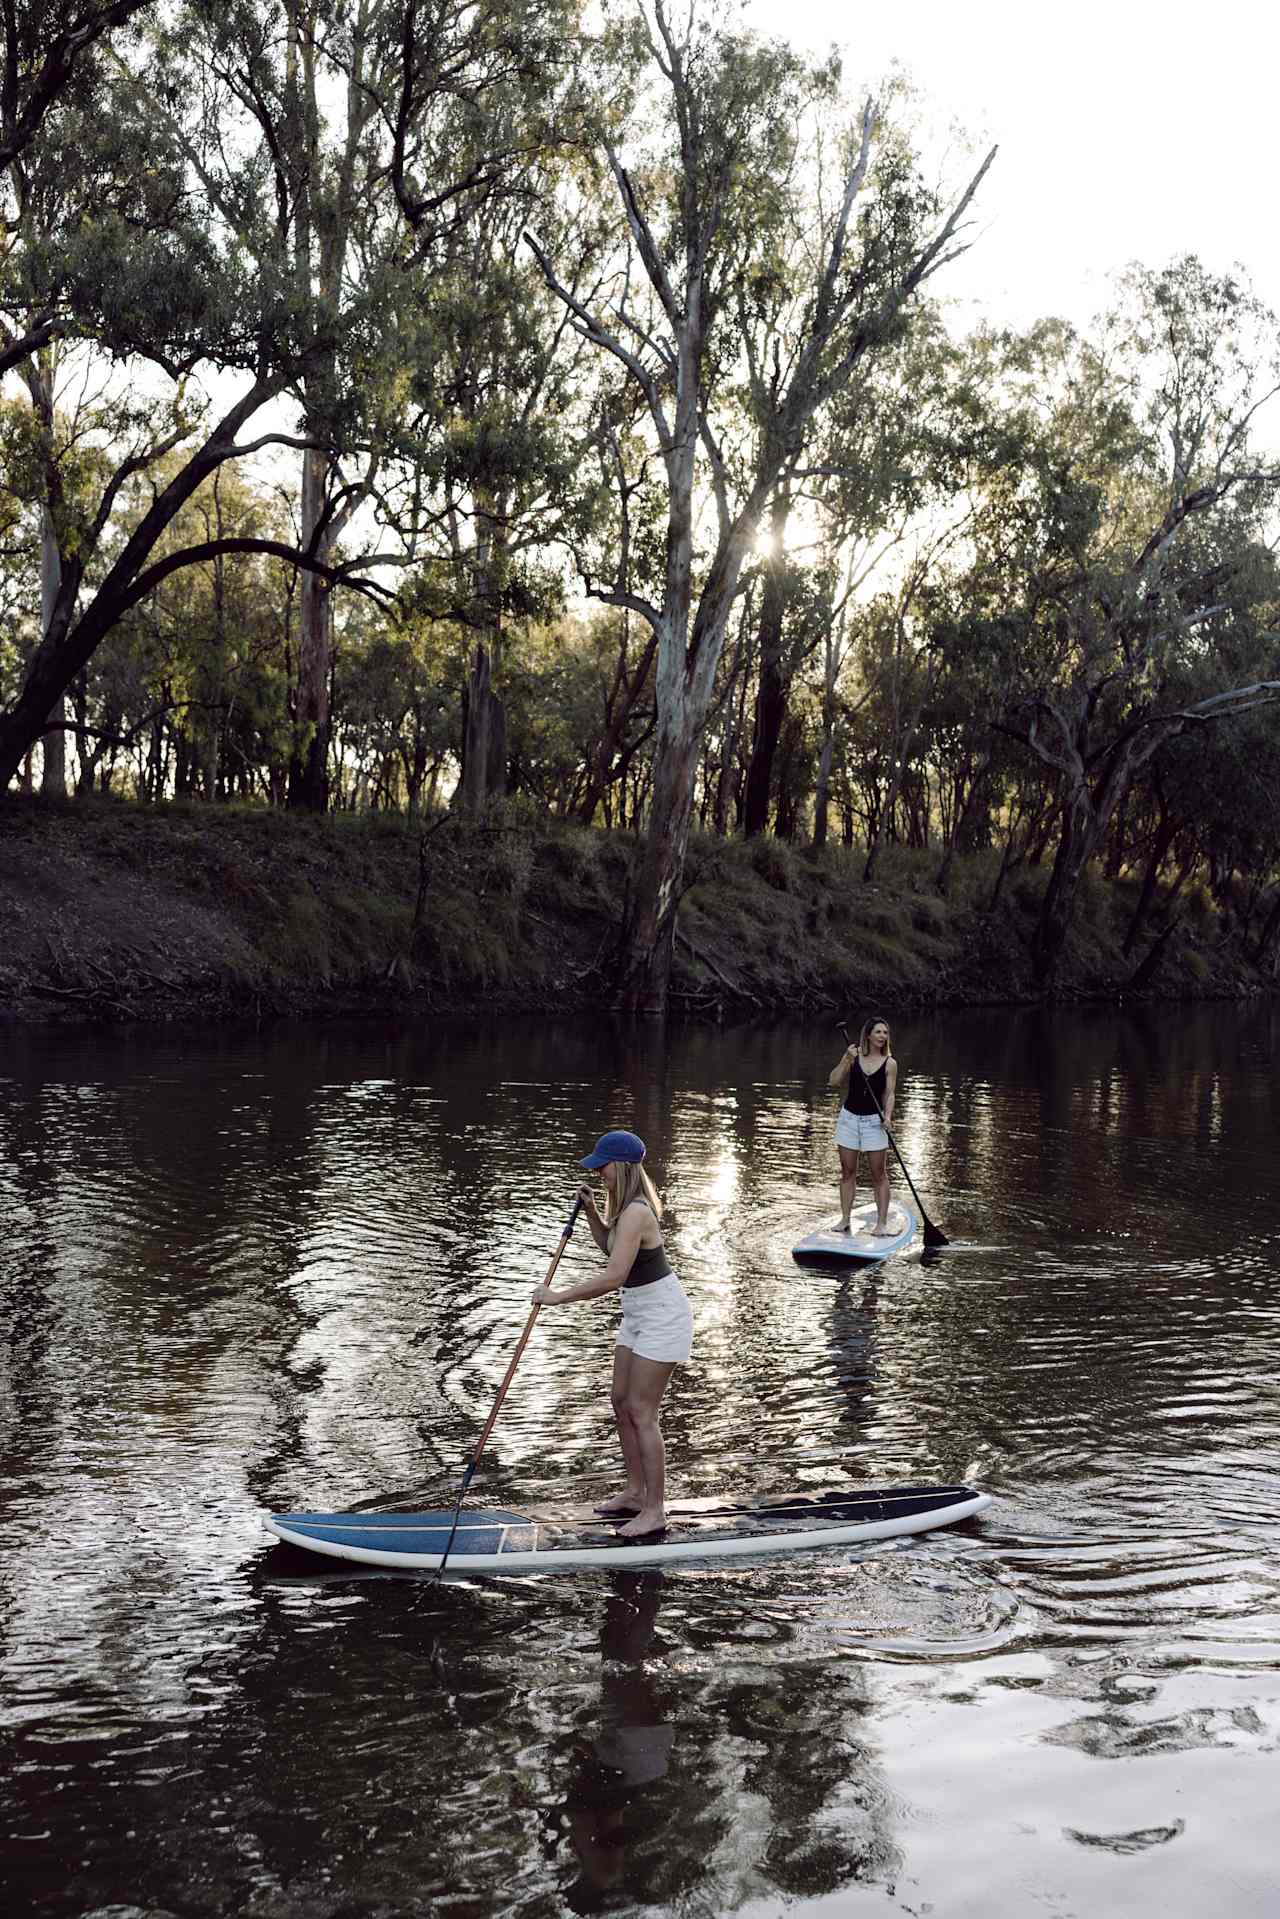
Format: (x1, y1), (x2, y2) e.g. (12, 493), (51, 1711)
(0, 0), (1279, 1016)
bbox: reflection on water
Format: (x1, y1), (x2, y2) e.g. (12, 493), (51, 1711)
(544, 1568), (900, 1912)
(1, 1003), (1279, 1915)
(556, 1573), (677, 1905)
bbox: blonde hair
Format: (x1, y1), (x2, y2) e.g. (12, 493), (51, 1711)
(859, 1015), (892, 1056)
(600, 1160), (663, 1228)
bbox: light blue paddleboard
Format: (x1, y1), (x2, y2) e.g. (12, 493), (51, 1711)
(792, 1200), (916, 1268)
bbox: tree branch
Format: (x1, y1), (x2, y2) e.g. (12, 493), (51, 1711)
(523, 225), (672, 446)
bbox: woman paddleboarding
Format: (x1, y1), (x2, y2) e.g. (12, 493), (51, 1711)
(531, 1129), (692, 1539)
(828, 1015), (898, 1235)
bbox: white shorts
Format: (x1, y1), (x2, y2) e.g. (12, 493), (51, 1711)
(835, 1108), (889, 1153)
(616, 1273), (693, 1364)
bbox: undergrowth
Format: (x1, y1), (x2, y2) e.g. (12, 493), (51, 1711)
(0, 793), (1270, 1021)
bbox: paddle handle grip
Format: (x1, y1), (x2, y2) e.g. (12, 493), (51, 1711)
(467, 1195), (583, 1471)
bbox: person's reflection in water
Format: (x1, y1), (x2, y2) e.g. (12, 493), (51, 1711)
(554, 1570), (673, 1911)
(829, 1270), (879, 1438)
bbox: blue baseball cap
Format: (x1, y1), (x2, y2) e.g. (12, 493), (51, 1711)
(580, 1129), (646, 1170)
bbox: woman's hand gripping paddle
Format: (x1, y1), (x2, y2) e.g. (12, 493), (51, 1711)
(837, 1021), (949, 1249)
(431, 1194), (584, 1580)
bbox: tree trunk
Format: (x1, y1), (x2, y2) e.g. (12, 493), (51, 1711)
(864, 638), (937, 881)
(1030, 787), (1102, 989)
(203, 484), (227, 802)
(1104, 793), (1128, 879)
(1122, 800), (1178, 956)
(38, 504), (67, 796)
(741, 493), (791, 838)
(713, 606), (753, 836)
(812, 693), (836, 850)
(935, 745), (996, 895)
(73, 673), (94, 796)
(459, 642), (506, 814)
(578, 615), (658, 826)
(1250, 889), (1280, 968)
(24, 350), (68, 796)
(617, 683), (701, 1013)
(773, 711), (804, 841)
(1127, 914), (1181, 990)
(0, 376), (284, 793)
(457, 500), (508, 816)
(287, 446), (332, 810)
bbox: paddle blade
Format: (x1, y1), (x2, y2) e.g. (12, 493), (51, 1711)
(921, 1217), (949, 1249)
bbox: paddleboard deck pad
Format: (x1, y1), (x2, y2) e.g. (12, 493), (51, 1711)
(266, 1483), (990, 1573)
(793, 1201), (916, 1267)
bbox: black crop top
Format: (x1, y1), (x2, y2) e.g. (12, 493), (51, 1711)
(843, 1057), (888, 1116)
(620, 1202), (673, 1288)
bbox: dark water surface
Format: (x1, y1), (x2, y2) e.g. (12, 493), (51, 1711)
(2, 1005), (1278, 1918)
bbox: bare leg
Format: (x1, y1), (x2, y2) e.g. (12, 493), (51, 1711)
(837, 1145), (859, 1231)
(868, 1149), (891, 1231)
(597, 1346), (646, 1512)
(615, 1355), (678, 1537)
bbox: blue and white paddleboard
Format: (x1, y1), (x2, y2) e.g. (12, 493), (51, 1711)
(265, 1484), (989, 1574)
(792, 1200), (916, 1268)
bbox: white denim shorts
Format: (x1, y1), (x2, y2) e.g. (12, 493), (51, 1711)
(617, 1273), (693, 1364)
(835, 1108), (889, 1153)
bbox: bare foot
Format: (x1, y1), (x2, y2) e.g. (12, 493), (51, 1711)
(871, 1223), (894, 1236)
(835, 1219), (852, 1234)
(595, 1493), (643, 1516)
(617, 1507), (666, 1538)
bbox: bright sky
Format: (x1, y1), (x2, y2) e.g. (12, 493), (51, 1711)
(746, 0), (1280, 333)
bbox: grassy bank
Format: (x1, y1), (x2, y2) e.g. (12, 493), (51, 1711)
(0, 793), (1271, 1025)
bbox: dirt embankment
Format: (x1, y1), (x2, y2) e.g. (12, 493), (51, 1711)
(0, 795), (1272, 1026)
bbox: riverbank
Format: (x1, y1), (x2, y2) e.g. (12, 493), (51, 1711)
(0, 794), (1271, 1024)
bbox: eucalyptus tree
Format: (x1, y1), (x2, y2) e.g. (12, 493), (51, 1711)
(0, 2), (155, 374)
(803, 313), (994, 855)
(570, 604), (659, 823)
(0, 0), (358, 794)
(0, 2), (152, 175)
(810, 564), (875, 850)
(142, 0), (536, 809)
(95, 461), (300, 800)
(0, 0), (569, 796)
(376, 180), (603, 818)
(964, 266), (1280, 988)
(0, 1), (190, 792)
(1118, 580), (1280, 965)
(528, 0), (994, 1009)
(736, 231), (962, 839)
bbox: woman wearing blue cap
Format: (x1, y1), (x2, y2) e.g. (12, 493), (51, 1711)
(531, 1129), (692, 1538)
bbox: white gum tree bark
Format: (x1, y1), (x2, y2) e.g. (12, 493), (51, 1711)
(529, 0), (995, 1009)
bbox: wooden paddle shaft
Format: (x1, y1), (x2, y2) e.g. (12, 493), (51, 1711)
(467, 1196), (582, 1470)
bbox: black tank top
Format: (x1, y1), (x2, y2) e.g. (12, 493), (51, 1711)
(843, 1057), (888, 1116)
(620, 1203), (673, 1289)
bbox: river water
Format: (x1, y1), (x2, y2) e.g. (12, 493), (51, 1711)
(1, 1004), (1278, 1918)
